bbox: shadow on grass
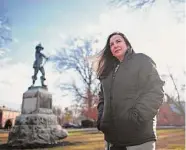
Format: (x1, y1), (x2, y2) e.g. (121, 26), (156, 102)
(0, 141), (83, 150)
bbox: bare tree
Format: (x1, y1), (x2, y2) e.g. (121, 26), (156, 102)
(52, 106), (64, 125)
(0, 1), (12, 48)
(52, 37), (100, 111)
(109, 0), (185, 9)
(162, 68), (185, 116)
(167, 68), (185, 116)
(109, 0), (155, 8)
(109, 0), (185, 21)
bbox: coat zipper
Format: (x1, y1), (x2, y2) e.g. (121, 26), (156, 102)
(109, 63), (121, 118)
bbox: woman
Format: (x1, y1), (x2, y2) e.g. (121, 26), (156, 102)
(96, 32), (164, 150)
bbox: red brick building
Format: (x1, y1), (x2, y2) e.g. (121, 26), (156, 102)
(0, 106), (20, 129)
(157, 102), (185, 126)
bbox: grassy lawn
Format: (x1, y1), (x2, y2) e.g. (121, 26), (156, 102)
(0, 128), (185, 150)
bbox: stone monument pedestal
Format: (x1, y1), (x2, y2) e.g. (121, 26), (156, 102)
(8, 86), (68, 147)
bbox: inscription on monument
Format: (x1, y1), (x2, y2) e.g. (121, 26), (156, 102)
(22, 98), (37, 114)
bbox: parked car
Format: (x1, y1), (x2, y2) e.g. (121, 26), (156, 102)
(62, 122), (81, 129)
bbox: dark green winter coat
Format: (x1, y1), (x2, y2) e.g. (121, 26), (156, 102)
(97, 50), (164, 146)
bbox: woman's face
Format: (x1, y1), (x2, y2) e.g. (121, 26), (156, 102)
(109, 34), (128, 62)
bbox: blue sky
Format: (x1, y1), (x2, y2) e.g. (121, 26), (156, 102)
(3, 0), (107, 63)
(0, 0), (185, 110)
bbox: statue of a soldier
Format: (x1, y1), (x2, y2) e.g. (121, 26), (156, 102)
(31, 43), (49, 88)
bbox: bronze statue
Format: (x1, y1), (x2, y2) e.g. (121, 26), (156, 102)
(31, 43), (48, 88)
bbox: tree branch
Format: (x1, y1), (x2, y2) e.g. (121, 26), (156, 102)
(166, 66), (185, 116)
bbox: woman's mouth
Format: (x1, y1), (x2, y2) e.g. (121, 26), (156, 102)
(115, 49), (121, 53)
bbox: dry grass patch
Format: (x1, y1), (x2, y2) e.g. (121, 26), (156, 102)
(0, 128), (184, 150)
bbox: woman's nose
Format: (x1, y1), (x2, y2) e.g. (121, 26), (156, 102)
(113, 43), (118, 48)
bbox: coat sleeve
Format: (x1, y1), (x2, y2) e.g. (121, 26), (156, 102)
(128, 54), (165, 125)
(97, 83), (104, 130)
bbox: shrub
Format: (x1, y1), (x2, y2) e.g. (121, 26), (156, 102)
(81, 119), (94, 128)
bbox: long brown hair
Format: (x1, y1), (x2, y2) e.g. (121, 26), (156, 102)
(97, 32), (133, 79)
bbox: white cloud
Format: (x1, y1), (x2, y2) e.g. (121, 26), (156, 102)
(33, 33), (68, 56)
(1, 1), (185, 110)
(13, 38), (19, 43)
(0, 61), (31, 110)
(47, 2), (185, 100)
(83, 1), (185, 98)
(0, 60), (73, 110)
(0, 50), (5, 56)
(84, 1), (185, 74)
(44, 63), (74, 109)
(0, 48), (10, 57)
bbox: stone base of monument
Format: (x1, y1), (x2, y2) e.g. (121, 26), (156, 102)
(7, 114), (68, 146)
(7, 86), (68, 147)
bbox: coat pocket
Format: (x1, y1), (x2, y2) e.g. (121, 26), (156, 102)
(100, 120), (110, 134)
(115, 110), (139, 141)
